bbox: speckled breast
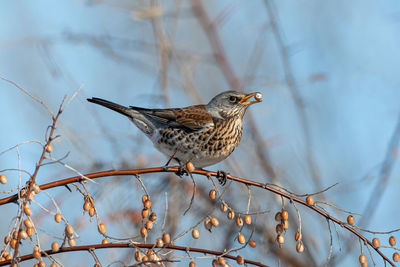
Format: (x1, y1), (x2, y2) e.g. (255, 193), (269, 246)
(154, 118), (243, 167)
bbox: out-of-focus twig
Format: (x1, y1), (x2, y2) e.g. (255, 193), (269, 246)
(263, 0), (322, 189)
(190, 0), (277, 179)
(0, 75), (54, 117)
(361, 113), (400, 223)
(190, 0), (241, 91)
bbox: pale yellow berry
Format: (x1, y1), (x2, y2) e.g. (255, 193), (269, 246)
(359, 254), (367, 264)
(227, 210), (235, 220)
(24, 218), (33, 228)
(142, 195), (148, 204)
(192, 229), (200, 239)
(306, 196), (314, 205)
(10, 238), (17, 249)
(65, 225), (74, 238)
(24, 204), (32, 216)
(220, 202), (228, 213)
(393, 252), (399, 262)
(0, 174), (7, 184)
(89, 207), (95, 217)
(186, 162), (195, 172)
(238, 234), (245, 244)
(145, 220), (153, 230)
(156, 237), (164, 247)
(51, 241), (60, 252)
(19, 230), (28, 240)
(277, 234), (284, 244)
(372, 237), (380, 248)
(26, 227), (34, 236)
(32, 183), (41, 194)
(389, 236), (396, 246)
(33, 248), (41, 259)
(296, 242), (304, 253)
(162, 232), (170, 243)
(244, 215), (252, 225)
(68, 238), (76, 247)
(209, 189), (216, 200)
(141, 208), (149, 218)
(217, 257), (226, 266)
(347, 215), (355, 225)
(281, 210), (288, 220)
(46, 144), (53, 153)
(83, 201), (91, 211)
(140, 227), (148, 238)
(210, 217), (219, 227)
(236, 217), (243, 227)
(236, 255), (244, 265)
(144, 199), (152, 209)
(54, 213), (62, 223)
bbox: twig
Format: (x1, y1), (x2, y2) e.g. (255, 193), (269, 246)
(0, 242), (268, 267)
(183, 171), (196, 215)
(0, 75), (54, 117)
(0, 167), (395, 265)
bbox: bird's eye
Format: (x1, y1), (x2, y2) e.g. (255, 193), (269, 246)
(229, 96), (237, 103)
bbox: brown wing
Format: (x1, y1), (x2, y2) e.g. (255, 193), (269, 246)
(130, 105), (214, 131)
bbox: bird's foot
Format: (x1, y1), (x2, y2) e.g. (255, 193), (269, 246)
(175, 166), (187, 177)
(216, 170), (229, 186)
(174, 160), (188, 178)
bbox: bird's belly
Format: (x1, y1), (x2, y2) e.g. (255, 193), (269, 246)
(152, 123), (242, 168)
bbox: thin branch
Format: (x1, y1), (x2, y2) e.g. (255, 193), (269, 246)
(0, 167), (395, 266)
(0, 243), (267, 267)
(0, 75), (54, 117)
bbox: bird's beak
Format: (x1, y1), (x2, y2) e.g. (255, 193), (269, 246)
(239, 92), (262, 106)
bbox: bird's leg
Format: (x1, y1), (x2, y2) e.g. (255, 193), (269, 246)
(165, 147), (179, 166)
(216, 170), (229, 186)
(163, 147), (181, 172)
(174, 158), (187, 177)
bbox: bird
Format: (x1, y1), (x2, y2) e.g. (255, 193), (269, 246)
(87, 90), (262, 172)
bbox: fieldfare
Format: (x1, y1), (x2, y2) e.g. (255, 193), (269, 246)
(87, 91), (262, 172)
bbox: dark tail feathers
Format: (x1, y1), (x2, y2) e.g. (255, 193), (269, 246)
(87, 97), (133, 118)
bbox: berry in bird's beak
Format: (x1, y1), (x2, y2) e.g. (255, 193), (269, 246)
(239, 92), (262, 105)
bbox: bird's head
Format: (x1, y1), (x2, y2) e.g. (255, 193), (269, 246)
(206, 91), (262, 119)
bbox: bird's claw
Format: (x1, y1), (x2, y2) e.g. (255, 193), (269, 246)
(216, 170), (228, 186)
(175, 161), (188, 177)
